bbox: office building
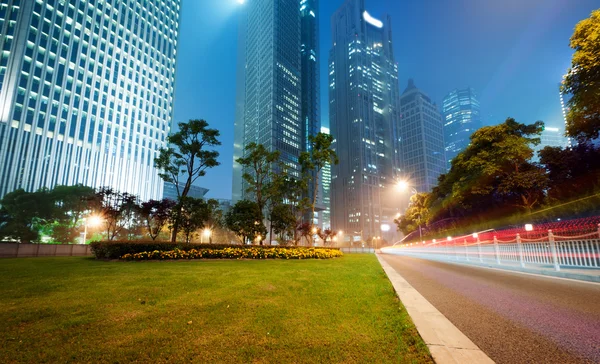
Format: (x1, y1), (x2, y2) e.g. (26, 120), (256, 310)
(0, 0), (180, 201)
(320, 126), (332, 229)
(233, 0), (320, 205)
(162, 182), (208, 202)
(329, 0), (401, 239)
(531, 126), (569, 161)
(442, 87), (481, 169)
(399, 79), (446, 193)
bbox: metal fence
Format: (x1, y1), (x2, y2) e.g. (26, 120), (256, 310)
(382, 228), (600, 271)
(340, 247), (375, 254)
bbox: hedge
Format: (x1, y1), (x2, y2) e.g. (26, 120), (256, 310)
(121, 247), (343, 260)
(90, 241), (341, 260)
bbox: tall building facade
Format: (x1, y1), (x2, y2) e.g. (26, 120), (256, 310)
(0, 0), (180, 201)
(399, 79), (446, 193)
(329, 0), (401, 239)
(232, 0), (320, 204)
(319, 126), (332, 229)
(442, 87), (481, 169)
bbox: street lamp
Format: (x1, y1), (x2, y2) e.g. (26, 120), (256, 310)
(202, 228), (212, 244)
(82, 215), (102, 244)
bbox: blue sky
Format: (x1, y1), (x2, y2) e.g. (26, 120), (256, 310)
(173, 0), (599, 200)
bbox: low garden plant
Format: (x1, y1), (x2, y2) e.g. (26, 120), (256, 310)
(121, 247), (343, 260)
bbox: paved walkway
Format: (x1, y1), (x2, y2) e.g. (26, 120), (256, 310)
(380, 254), (600, 364)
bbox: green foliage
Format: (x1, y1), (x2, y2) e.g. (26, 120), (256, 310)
(138, 199), (176, 241)
(0, 189), (54, 243)
(88, 187), (139, 241)
(121, 247), (343, 260)
(236, 142), (281, 218)
(299, 132), (339, 227)
(154, 119), (221, 242)
(225, 200), (266, 244)
(394, 193), (430, 235)
(49, 185), (96, 243)
(562, 9), (600, 142)
(269, 172), (311, 245)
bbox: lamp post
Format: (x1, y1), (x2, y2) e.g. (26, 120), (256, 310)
(81, 215), (102, 245)
(202, 228), (212, 244)
(396, 180), (422, 241)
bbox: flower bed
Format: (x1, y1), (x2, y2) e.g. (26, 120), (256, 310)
(91, 241), (341, 260)
(121, 247), (343, 261)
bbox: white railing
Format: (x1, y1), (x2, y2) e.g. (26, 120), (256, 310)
(382, 229), (600, 271)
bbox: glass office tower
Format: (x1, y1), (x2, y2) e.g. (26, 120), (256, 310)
(0, 0), (180, 201)
(233, 0), (319, 204)
(442, 87), (481, 170)
(399, 79), (446, 193)
(329, 0), (401, 240)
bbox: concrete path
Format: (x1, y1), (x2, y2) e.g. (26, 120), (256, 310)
(376, 254), (494, 364)
(379, 254), (600, 364)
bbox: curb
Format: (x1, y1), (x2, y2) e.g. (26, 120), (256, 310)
(376, 254), (495, 364)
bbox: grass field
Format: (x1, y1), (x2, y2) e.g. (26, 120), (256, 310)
(0, 255), (432, 363)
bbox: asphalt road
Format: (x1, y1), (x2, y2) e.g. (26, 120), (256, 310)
(380, 255), (600, 364)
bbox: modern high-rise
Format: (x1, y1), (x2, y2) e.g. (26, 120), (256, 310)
(329, 0), (401, 239)
(233, 0), (320, 204)
(319, 126), (332, 229)
(0, 0), (181, 201)
(442, 87), (481, 169)
(531, 126), (569, 162)
(399, 79), (446, 193)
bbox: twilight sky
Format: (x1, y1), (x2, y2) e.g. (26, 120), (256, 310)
(173, 0), (599, 200)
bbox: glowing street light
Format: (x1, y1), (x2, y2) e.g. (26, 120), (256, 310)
(312, 227), (318, 234)
(202, 228), (212, 244)
(82, 215), (103, 244)
(524, 224), (534, 232)
(472, 233), (479, 239)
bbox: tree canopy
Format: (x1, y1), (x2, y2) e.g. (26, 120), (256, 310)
(562, 9), (600, 142)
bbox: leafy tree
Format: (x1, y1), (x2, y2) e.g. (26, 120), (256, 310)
(539, 144), (600, 202)
(426, 118), (546, 226)
(89, 187), (139, 241)
(270, 203), (297, 244)
(176, 197), (211, 244)
(49, 185), (96, 243)
(562, 9), (600, 142)
(318, 229), (336, 246)
(269, 171), (311, 245)
(0, 189), (54, 243)
(300, 133), (339, 229)
(296, 222), (313, 246)
(236, 143), (281, 223)
(138, 199), (176, 241)
(394, 193), (430, 235)
(225, 200), (266, 245)
(155, 119), (221, 242)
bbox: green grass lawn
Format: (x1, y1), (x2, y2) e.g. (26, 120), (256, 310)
(0, 255), (432, 363)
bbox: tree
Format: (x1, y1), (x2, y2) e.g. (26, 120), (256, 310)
(269, 172), (311, 245)
(394, 193), (430, 235)
(236, 143), (281, 240)
(318, 229), (336, 246)
(270, 203), (297, 244)
(426, 118), (546, 226)
(50, 185), (96, 243)
(177, 197), (211, 244)
(225, 200), (266, 245)
(0, 189), (54, 243)
(155, 119), (221, 242)
(89, 187), (139, 241)
(300, 133), (339, 229)
(562, 9), (600, 142)
(138, 199), (176, 241)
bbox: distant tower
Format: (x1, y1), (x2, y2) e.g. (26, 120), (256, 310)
(320, 126), (332, 229)
(559, 84), (573, 148)
(442, 88), (481, 169)
(0, 0), (181, 200)
(399, 80), (446, 193)
(232, 0), (320, 205)
(329, 0), (401, 239)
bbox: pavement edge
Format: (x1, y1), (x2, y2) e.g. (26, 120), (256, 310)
(376, 254), (495, 364)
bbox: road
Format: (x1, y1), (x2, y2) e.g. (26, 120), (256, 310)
(380, 255), (600, 364)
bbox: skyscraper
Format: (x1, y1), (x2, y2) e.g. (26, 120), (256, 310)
(329, 0), (401, 239)
(399, 79), (446, 193)
(442, 87), (481, 169)
(233, 0), (319, 204)
(320, 126), (332, 229)
(0, 0), (181, 201)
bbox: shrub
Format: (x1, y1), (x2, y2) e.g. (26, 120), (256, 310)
(90, 240), (341, 259)
(121, 247), (343, 261)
